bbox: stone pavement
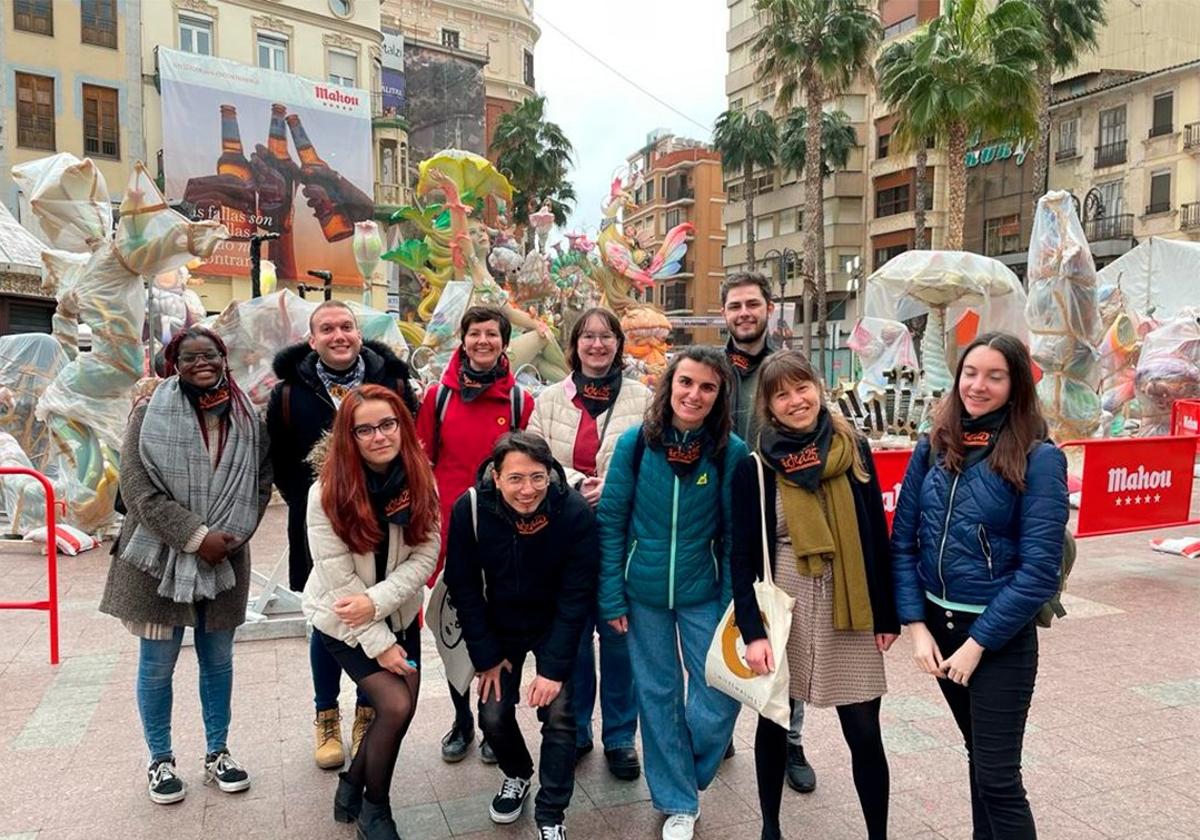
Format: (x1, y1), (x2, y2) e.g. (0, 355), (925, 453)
(0, 500), (1197, 840)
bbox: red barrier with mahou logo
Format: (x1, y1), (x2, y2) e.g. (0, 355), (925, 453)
(1171, 399), (1200, 436)
(1065, 436), (1200, 538)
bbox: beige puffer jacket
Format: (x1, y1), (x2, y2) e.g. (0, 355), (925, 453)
(301, 479), (439, 658)
(527, 375), (652, 486)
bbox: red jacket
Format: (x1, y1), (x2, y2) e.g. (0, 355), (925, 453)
(416, 351), (534, 583)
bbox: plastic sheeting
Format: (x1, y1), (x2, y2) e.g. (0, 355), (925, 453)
(1095, 237), (1200, 322)
(0, 200), (44, 275)
(1025, 191), (1102, 441)
(1134, 315), (1200, 437)
(11, 152), (113, 252)
(0, 334), (67, 471)
(847, 317), (919, 402)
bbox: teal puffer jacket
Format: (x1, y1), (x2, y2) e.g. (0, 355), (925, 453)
(597, 424), (748, 619)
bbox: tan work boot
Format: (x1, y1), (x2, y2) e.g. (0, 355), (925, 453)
(350, 705), (375, 760)
(314, 708), (345, 769)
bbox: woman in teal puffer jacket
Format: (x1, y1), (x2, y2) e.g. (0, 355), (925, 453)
(597, 346), (748, 840)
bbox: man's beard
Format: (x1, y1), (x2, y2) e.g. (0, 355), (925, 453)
(728, 316), (767, 346)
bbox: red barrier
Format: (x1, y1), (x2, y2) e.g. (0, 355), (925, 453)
(874, 449), (914, 531)
(0, 467), (60, 665)
(1061, 436), (1200, 538)
(1171, 399), (1200, 436)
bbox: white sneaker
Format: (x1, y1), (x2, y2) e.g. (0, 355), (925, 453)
(662, 813), (697, 840)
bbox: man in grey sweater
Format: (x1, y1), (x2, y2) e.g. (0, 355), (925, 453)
(720, 271), (818, 795)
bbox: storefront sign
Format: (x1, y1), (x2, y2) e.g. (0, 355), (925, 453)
(1071, 436), (1199, 537)
(965, 138), (1028, 169)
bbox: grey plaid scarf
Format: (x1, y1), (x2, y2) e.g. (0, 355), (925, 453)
(316, 356), (365, 407)
(120, 377), (261, 603)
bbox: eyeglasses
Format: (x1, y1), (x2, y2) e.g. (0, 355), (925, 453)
(177, 350), (222, 365)
(580, 332), (617, 344)
(500, 472), (549, 489)
(352, 417), (400, 440)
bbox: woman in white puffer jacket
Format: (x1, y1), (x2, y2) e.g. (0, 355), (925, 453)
(526, 307), (651, 781)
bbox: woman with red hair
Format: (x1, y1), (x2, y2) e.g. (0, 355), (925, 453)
(302, 384), (440, 840)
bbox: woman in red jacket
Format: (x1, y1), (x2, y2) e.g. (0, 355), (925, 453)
(415, 305), (534, 765)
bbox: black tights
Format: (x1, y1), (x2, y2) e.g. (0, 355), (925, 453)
(346, 670), (419, 804)
(755, 698), (889, 840)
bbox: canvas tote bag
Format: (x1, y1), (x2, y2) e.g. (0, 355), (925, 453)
(704, 454), (794, 728)
(428, 488), (480, 695)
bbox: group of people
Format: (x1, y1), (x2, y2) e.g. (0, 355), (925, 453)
(100, 271), (1069, 840)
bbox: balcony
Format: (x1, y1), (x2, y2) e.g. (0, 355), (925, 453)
(371, 93), (407, 129)
(1055, 146), (1079, 162)
(1084, 214), (1134, 241)
(1094, 141), (1127, 168)
(1181, 203), (1200, 230)
(1145, 201), (1172, 216)
(664, 186), (695, 204)
(1185, 123), (1200, 150)
(374, 182), (410, 209)
(1148, 123), (1174, 139)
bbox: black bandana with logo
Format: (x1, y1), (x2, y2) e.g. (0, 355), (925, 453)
(654, 428), (713, 479)
(459, 353), (501, 403)
(757, 407), (832, 492)
(501, 494), (551, 537)
(180, 377), (232, 419)
(725, 339), (771, 378)
(960, 405), (1009, 468)
(365, 457), (411, 527)
(572, 368), (623, 418)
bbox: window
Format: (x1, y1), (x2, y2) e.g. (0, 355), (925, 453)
(873, 243), (907, 269)
(1097, 179), (1125, 216)
(877, 132), (890, 159)
(179, 14), (212, 55)
(82, 84), (119, 159)
(756, 216), (774, 241)
(727, 221), (744, 247)
(15, 72), (55, 151)
(779, 209), (797, 236)
(258, 34), (288, 71)
(1057, 118), (1078, 159)
(665, 207), (684, 229)
(1151, 92), (1174, 137)
(441, 28), (460, 50)
(328, 51), (357, 87)
(983, 214), (1021, 256)
(1147, 170), (1171, 214)
(329, 0), (352, 17)
(883, 15), (916, 40)
(523, 49), (535, 88)
(1096, 106), (1127, 165)
(80, 0), (117, 48)
(876, 184), (910, 217)
(14, 0), (53, 35)
(644, 178), (655, 202)
(730, 97), (744, 112)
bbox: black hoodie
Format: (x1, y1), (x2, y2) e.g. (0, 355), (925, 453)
(443, 457), (598, 682)
(265, 339), (417, 590)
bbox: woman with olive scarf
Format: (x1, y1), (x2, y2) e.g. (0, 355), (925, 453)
(101, 326), (272, 806)
(729, 351), (898, 840)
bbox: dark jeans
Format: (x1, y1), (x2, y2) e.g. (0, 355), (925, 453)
(927, 601), (1039, 840)
(573, 605), (637, 750)
(310, 631), (369, 712)
(477, 647), (576, 826)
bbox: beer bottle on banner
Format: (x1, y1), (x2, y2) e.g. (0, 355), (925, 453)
(215, 104), (254, 237)
(265, 103), (299, 278)
(268, 103), (292, 163)
(286, 113), (354, 241)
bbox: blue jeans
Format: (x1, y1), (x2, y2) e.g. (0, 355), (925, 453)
(626, 598), (740, 816)
(136, 605), (235, 762)
(310, 631), (369, 712)
(574, 607), (638, 750)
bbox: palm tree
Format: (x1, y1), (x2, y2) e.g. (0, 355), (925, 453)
(1028, 0), (1107, 200)
(876, 37), (935, 249)
(753, 0), (880, 372)
(778, 108), (857, 178)
(489, 95), (576, 249)
(712, 107), (779, 270)
(874, 0), (1044, 251)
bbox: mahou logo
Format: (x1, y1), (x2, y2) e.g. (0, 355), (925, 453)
(780, 444), (821, 474)
(385, 490), (411, 517)
(729, 352), (751, 371)
(667, 441), (702, 465)
(515, 514), (549, 535)
(315, 86), (360, 107)
(197, 389), (228, 410)
(581, 382), (612, 401)
(962, 431), (991, 447)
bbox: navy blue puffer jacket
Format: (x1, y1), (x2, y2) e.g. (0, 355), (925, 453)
(890, 435), (1069, 650)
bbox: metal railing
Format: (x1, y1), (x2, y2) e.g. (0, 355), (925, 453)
(1149, 123), (1174, 138)
(1084, 213), (1134, 241)
(1185, 123), (1200, 149)
(1145, 201), (1172, 216)
(1181, 202), (1200, 230)
(1094, 141), (1127, 167)
(1055, 146), (1078, 162)
(0, 467), (61, 665)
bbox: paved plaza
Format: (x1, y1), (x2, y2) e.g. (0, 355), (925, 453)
(0, 499), (1197, 840)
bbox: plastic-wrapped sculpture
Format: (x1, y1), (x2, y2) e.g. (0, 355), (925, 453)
(1133, 314), (1200, 437)
(12, 156), (227, 530)
(1025, 191), (1102, 440)
(1095, 285), (1147, 433)
(149, 266), (207, 347)
(847, 317), (919, 403)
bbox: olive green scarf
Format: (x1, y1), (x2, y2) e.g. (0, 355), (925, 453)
(775, 433), (873, 631)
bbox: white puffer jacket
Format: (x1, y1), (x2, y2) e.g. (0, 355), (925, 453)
(301, 481), (439, 658)
(527, 375), (652, 486)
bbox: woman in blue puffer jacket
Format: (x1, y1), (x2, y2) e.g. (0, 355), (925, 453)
(891, 332), (1068, 840)
(597, 346), (748, 840)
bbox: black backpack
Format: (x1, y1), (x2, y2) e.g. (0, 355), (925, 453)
(429, 383), (527, 466)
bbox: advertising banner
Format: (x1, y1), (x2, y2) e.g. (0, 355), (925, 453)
(874, 448), (914, 532)
(158, 47), (375, 285)
(1072, 436), (1199, 537)
(381, 27), (406, 115)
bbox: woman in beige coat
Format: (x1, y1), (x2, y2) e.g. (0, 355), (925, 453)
(526, 307), (651, 780)
(302, 384), (440, 840)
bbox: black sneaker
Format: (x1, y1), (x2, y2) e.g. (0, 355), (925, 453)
(537, 824), (567, 840)
(480, 738), (498, 765)
(441, 721), (473, 763)
(204, 749), (251, 793)
(148, 758), (186, 805)
(785, 743), (816, 793)
(604, 746), (640, 781)
(488, 774), (531, 824)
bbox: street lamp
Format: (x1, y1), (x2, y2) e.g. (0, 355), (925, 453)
(761, 246), (800, 349)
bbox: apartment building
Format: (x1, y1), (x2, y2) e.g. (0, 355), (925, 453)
(624, 131), (727, 345)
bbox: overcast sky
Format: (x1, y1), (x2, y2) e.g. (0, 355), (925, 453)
(530, 0), (728, 237)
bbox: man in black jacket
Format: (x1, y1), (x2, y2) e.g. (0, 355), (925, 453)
(444, 431), (597, 840)
(265, 299), (418, 770)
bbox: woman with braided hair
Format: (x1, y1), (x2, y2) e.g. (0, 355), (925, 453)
(101, 326), (272, 805)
